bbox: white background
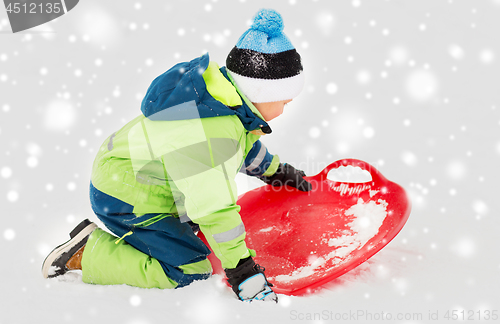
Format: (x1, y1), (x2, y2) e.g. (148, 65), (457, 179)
(1, 1), (499, 323)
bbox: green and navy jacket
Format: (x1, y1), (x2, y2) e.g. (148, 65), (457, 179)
(91, 53), (280, 269)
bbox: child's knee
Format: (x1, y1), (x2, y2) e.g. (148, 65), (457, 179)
(175, 258), (213, 288)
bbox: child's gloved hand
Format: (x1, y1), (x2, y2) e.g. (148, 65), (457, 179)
(261, 163), (312, 192)
(224, 257), (278, 303)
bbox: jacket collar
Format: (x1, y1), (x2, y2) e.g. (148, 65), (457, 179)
(220, 67), (272, 134)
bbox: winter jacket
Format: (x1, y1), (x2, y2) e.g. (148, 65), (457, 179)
(90, 53), (280, 269)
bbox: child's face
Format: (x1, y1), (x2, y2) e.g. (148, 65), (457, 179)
(253, 99), (293, 122)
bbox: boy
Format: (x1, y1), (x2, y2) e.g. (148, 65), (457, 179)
(42, 9), (311, 303)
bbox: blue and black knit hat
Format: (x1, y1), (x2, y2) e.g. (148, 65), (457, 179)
(226, 9), (304, 103)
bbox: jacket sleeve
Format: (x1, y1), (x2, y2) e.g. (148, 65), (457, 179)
(160, 117), (253, 270)
(167, 156), (250, 270)
(240, 140), (280, 178)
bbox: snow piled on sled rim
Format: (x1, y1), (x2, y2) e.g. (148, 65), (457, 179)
(272, 198), (388, 283)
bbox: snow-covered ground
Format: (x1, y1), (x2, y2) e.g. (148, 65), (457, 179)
(1, 1), (499, 323)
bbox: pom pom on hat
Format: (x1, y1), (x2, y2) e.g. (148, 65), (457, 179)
(226, 9), (304, 103)
(250, 9), (284, 37)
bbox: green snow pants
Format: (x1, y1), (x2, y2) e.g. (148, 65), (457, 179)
(81, 182), (212, 289)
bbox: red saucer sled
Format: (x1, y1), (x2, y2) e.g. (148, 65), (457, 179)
(198, 159), (411, 296)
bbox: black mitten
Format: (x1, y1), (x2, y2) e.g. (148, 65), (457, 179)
(224, 257), (277, 302)
(261, 163), (312, 192)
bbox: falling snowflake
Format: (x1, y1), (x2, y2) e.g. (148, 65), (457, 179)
(129, 295), (141, 307)
(401, 151), (418, 166)
(446, 160), (467, 180)
(448, 44), (465, 60)
(405, 69), (439, 102)
(451, 238), (475, 258)
(316, 12), (335, 36)
(356, 70), (372, 85)
(309, 127), (321, 139)
(0, 167), (12, 178)
(326, 83), (338, 94)
(389, 46), (410, 65)
(479, 49), (495, 64)
(3, 228), (15, 241)
(43, 100), (77, 132)
(6, 190), (19, 202)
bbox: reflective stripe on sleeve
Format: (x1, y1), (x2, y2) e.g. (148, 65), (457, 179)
(107, 132), (117, 151)
(179, 214), (191, 223)
(245, 142), (267, 172)
(212, 222), (245, 243)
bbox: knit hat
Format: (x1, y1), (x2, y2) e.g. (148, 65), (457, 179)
(226, 9), (304, 103)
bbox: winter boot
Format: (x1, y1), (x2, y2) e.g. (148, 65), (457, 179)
(41, 219), (98, 278)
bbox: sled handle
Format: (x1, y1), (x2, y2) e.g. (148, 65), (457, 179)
(313, 158), (387, 184)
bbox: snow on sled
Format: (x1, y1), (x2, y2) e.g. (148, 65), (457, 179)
(198, 159), (411, 296)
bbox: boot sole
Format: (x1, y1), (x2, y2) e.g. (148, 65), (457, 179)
(41, 219), (98, 279)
